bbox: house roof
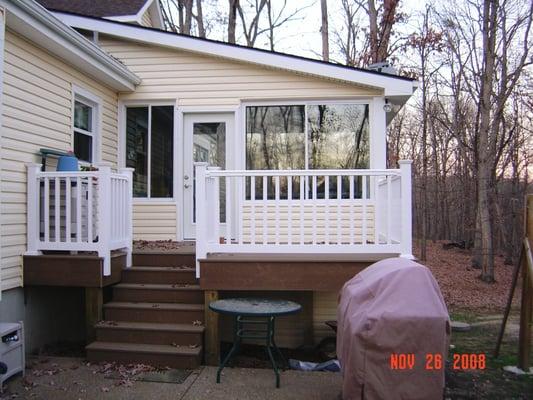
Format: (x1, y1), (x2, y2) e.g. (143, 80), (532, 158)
(1, 0), (141, 91)
(35, 0), (150, 18)
(51, 11), (418, 100)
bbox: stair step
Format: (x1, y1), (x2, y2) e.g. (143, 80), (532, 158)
(86, 341), (201, 369)
(133, 252), (195, 268)
(104, 302), (204, 324)
(122, 267), (197, 285)
(95, 321), (204, 345)
(113, 283), (203, 303)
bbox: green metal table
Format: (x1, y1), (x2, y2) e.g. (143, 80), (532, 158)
(209, 298), (302, 388)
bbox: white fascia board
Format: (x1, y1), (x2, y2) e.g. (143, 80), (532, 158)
(53, 12), (417, 98)
(1, 0), (140, 91)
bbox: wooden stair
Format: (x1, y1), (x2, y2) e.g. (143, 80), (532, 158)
(86, 250), (204, 369)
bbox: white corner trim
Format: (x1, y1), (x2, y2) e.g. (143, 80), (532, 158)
(0, 0), (140, 91)
(51, 12), (417, 98)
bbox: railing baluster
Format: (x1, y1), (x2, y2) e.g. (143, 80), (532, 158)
(299, 176), (304, 245)
(275, 175), (280, 245)
(263, 175), (267, 244)
(238, 176), (244, 245)
(76, 176), (82, 242)
(362, 174), (367, 245)
(325, 175), (329, 245)
(387, 174), (392, 245)
(88, 177), (93, 243)
(65, 177), (71, 243)
(54, 177), (60, 242)
(337, 175), (342, 244)
(312, 175), (317, 245)
(287, 176), (292, 245)
(226, 176), (232, 244)
(251, 175), (256, 245)
(349, 175), (354, 245)
(44, 177), (49, 243)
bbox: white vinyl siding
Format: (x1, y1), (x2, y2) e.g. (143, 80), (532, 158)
(100, 36), (381, 240)
(0, 30), (119, 291)
(133, 203), (177, 240)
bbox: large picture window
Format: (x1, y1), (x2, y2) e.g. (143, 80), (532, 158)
(126, 105), (174, 198)
(246, 103), (369, 199)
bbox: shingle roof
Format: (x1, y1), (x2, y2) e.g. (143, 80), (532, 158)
(36, 0), (150, 18)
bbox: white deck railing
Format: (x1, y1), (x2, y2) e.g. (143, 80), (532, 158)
(26, 163), (133, 276)
(195, 160), (413, 275)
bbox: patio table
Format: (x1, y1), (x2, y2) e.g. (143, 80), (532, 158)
(209, 297), (301, 388)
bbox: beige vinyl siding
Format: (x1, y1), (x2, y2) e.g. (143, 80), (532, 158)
(133, 203), (177, 240)
(313, 291), (339, 344)
(0, 30), (119, 291)
(100, 36), (381, 239)
(139, 10), (153, 27)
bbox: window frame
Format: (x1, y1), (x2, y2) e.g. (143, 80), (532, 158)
(123, 102), (176, 201)
(242, 99), (373, 172)
(72, 85), (101, 164)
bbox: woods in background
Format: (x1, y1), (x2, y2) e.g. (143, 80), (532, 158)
(159, 0), (532, 283)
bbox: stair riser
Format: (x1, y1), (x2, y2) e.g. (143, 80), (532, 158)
(87, 349), (201, 369)
(132, 253), (195, 268)
(96, 328), (203, 346)
(105, 308), (204, 324)
(113, 288), (203, 304)
(121, 270), (197, 285)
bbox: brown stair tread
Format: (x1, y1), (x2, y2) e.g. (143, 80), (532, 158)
(103, 301), (204, 311)
(128, 266), (195, 272)
(95, 321), (204, 333)
(86, 341), (201, 355)
(114, 283), (201, 291)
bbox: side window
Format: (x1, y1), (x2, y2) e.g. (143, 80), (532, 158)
(73, 90), (99, 163)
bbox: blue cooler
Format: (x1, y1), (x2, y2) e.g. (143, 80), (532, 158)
(57, 154), (79, 171)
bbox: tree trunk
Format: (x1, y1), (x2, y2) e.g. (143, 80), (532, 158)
(321, 0), (329, 61)
(228, 0), (238, 43)
(196, 0), (206, 38)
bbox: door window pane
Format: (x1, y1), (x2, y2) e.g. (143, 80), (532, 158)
(126, 107), (148, 197)
(192, 122), (226, 222)
(74, 132), (92, 163)
(151, 106), (174, 197)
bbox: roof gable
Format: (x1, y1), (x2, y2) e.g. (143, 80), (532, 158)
(36, 0), (150, 18)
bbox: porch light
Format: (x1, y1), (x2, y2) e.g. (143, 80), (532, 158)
(383, 99), (393, 113)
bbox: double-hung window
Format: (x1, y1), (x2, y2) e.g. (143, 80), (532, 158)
(73, 91), (99, 163)
(125, 105), (174, 198)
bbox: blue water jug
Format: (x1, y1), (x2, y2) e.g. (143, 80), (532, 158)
(57, 153), (79, 171)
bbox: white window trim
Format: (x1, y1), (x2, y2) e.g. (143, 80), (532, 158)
(72, 85), (102, 165)
(120, 100), (177, 201)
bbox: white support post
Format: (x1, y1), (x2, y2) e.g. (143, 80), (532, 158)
(96, 163), (112, 275)
(399, 160), (414, 259)
(120, 167), (134, 268)
(26, 163), (42, 255)
(195, 162), (208, 278)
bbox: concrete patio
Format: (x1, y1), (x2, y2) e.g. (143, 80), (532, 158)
(1, 356), (342, 400)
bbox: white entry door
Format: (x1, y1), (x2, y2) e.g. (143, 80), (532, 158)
(183, 113), (234, 239)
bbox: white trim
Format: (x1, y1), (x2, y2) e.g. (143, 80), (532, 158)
(51, 12), (417, 97)
(0, 6), (4, 297)
(72, 85), (102, 164)
(103, 0), (160, 27)
(0, 0), (140, 91)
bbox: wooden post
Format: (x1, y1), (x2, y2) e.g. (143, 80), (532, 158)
(204, 290), (219, 366)
(85, 287), (103, 343)
(518, 195), (533, 371)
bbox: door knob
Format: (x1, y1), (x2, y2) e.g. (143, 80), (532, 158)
(184, 183), (191, 189)
(184, 175), (190, 180)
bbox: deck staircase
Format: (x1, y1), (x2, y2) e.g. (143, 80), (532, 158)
(86, 250), (205, 368)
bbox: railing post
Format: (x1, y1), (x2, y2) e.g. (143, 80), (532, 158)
(195, 162), (208, 278)
(120, 167), (134, 268)
(399, 160), (414, 259)
(207, 167), (221, 244)
(26, 163), (42, 255)
(96, 162), (112, 275)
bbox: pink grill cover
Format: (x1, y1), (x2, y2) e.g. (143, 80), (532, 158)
(337, 258), (450, 400)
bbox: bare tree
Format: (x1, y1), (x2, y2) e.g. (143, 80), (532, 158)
(228, 0), (239, 43)
(321, 0), (329, 61)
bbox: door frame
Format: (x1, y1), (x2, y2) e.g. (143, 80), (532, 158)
(178, 107), (239, 240)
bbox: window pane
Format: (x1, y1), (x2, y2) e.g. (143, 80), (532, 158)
(126, 107), (148, 197)
(150, 106), (174, 198)
(246, 106), (305, 199)
(307, 104), (369, 198)
(74, 101), (92, 131)
(74, 131), (92, 162)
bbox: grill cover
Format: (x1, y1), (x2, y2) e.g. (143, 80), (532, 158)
(337, 258), (450, 400)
